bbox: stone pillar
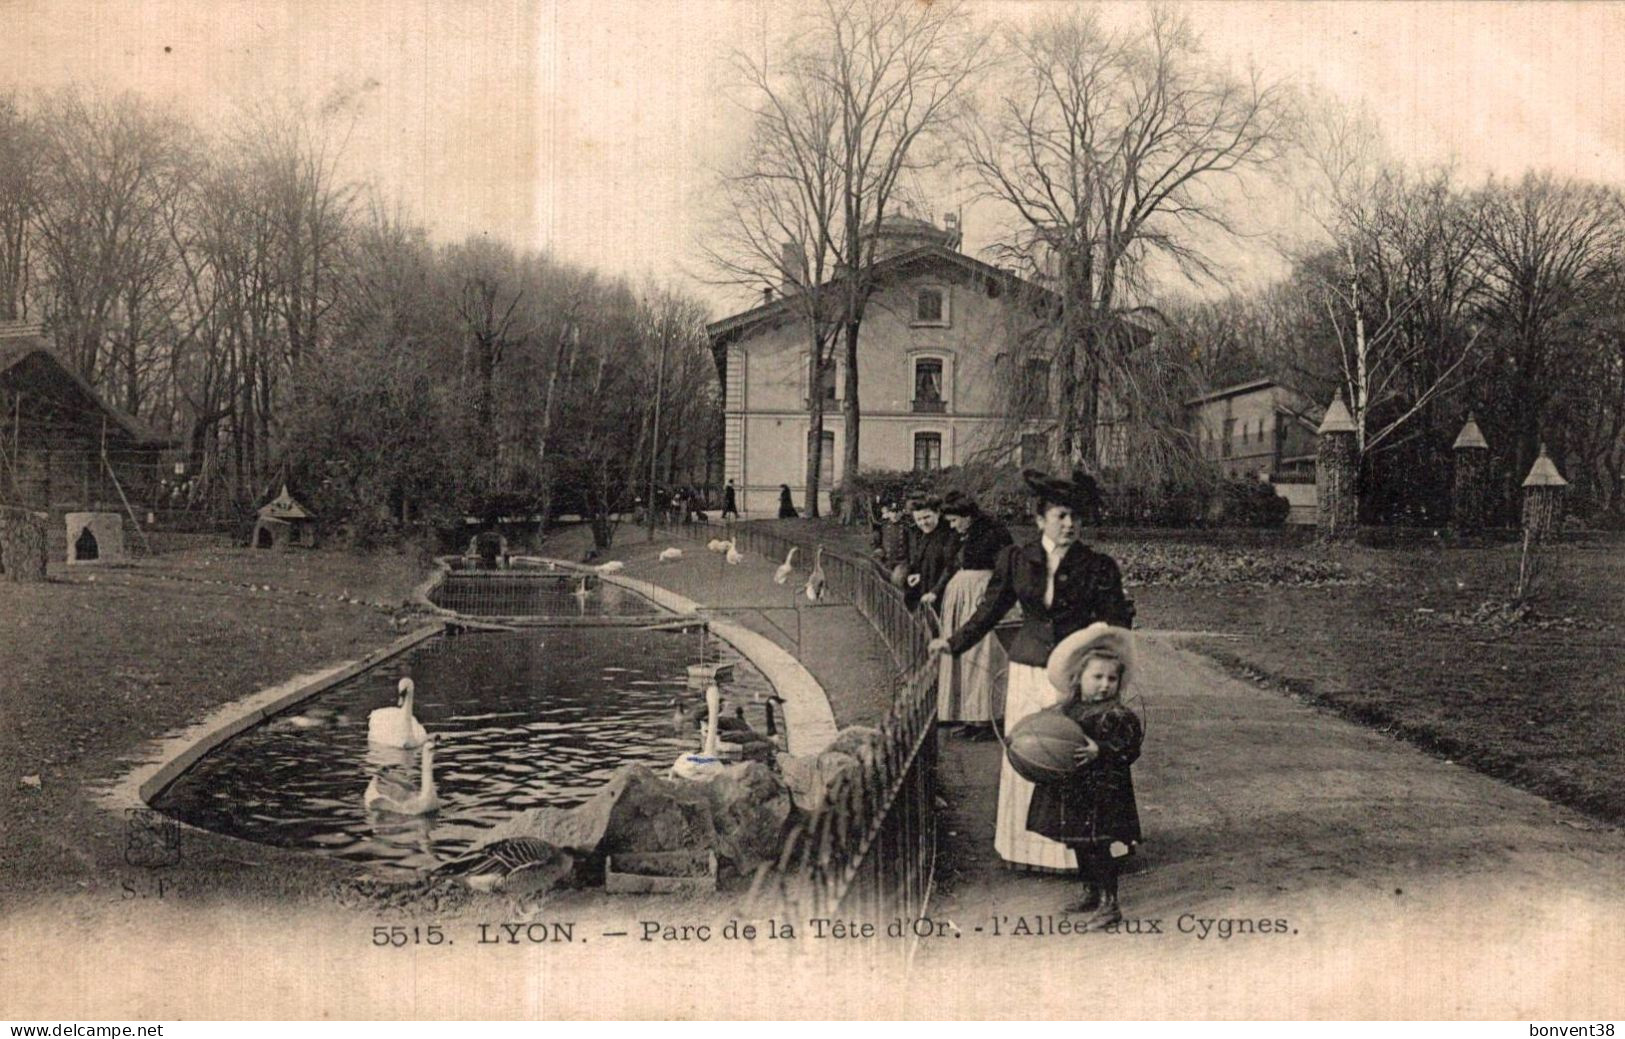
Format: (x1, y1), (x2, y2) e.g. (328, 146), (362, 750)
(1520, 443), (1568, 543)
(1315, 393), (1358, 540)
(1451, 413), (1490, 534)
(0, 506), (49, 581)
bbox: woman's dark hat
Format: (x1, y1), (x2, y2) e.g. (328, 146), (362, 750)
(940, 490), (978, 517)
(1022, 468), (1100, 512)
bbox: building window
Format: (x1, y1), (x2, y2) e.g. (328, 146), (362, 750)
(811, 357), (836, 401)
(913, 432), (942, 472)
(818, 430), (835, 485)
(1022, 359), (1050, 413)
(1020, 433), (1047, 467)
(913, 358), (945, 413)
(913, 286), (948, 326)
(1223, 419), (1234, 458)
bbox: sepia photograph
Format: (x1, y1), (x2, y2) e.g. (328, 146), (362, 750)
(1, 0), (1623, 1023)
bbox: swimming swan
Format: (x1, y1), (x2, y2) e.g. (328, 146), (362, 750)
(368, 678), (429, 748)
(773, 547), (798, 585)
(364, 736), (440, 815)
(671, 684), (726, 782)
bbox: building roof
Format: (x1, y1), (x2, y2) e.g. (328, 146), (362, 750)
(1452, 413), (1489, 450)
(259, 484), (314, 520)
(0, 335), (175, 447)
(1522, 445), (1568, 487)
(1316, 394), (1357, 435)
(707, 242), (1157, 349)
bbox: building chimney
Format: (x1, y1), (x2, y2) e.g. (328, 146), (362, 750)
(944, 211), (962, 251)
(780, 241), (806, 291)
(762, 286), (775, 307)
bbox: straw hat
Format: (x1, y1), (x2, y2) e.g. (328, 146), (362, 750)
(1046, 622), (1136, 697)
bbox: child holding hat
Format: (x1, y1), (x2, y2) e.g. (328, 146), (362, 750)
(1027, 622), (1144, 927)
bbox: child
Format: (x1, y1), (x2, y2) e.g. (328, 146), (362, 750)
(1028, 623), (1144, 927)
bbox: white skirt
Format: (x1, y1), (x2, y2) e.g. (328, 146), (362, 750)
(937, 569), (1006, 722)
(994, 661), (1076, 871)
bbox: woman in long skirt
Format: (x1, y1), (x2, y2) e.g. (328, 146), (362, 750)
(928, 469), (1135, 872)
(928, 492), (1012, 734)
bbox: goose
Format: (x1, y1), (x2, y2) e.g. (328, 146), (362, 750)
(773, 547), (798, 585)
(368, 678), (428, 748)
(671, 684), (726, 782)
(725, 540), (743, 566)
(434, 836), (573, 894)
(804, 545), (827, 602)
(708, 706), (777, 764)
(658, 547), (684, 562)
(364, 735), (440, 815)
(596, 561), (625, 574)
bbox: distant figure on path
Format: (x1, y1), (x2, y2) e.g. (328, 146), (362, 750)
(722, 480), (739, 520)
(777, 484), (798, 519)
(928, 469), (1134, 872)
(930, 491), (1013, 738)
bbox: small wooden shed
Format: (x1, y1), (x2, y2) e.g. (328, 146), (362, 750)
(0, 327), (174, 561)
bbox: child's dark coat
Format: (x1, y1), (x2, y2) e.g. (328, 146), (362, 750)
(1025, 699), (1144, 846)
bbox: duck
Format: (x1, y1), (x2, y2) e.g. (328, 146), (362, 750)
(725, 540), (743, 566)
(368, 678), (429, 748)
(804, 545), (827, 602)
(596, 561), (625, 574)
(364, 735), (440, 815)
(773, 547), (798, 585)
(433, 836), (573, 894)
(658, 547), (684, 562)
(671, 684), (726, 782)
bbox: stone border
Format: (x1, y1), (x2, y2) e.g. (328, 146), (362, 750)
(100, 624), (446, 813)
(534, 557), (839, 755)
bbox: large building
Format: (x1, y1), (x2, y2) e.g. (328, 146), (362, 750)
(709, 216), (1074, 515)
(1185, 378), (1323, 523)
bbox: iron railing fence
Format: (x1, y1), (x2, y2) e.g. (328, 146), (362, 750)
(670, 521), (940, 947)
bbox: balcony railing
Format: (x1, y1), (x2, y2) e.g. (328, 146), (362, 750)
(911, 398), (946, 414)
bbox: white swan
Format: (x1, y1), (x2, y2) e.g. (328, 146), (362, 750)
(671, 684), (725, 782)
(659, 547), (683, 562)
(773, 547), (798, 585)
(804, 545), (827, 602)
(364, 736), (440, 815)
(368, 678), (428, 748)
(596, 561), (625, 574)
(707, 538), (730, 553)
(725, 540), (743, 566)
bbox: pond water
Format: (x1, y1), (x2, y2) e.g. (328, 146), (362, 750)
(429, 569), (664, 618)
(152, 627), (780, 871)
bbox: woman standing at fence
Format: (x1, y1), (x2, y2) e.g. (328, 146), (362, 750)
(928, 469), (1134, 872)
(927, 491), (1012, 739)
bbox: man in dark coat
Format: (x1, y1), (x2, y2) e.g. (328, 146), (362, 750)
(721, 480), (738, 520)
(871, 499), (915, 587)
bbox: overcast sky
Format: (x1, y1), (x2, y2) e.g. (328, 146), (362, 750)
(6, 0), (1625, 314)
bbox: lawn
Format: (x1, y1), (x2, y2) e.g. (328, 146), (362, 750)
(744, 517), (1625, 824)
(0, 543), (429, 906)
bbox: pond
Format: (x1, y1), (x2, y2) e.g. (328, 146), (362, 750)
(152, 626), (781, 872)
(428, 568), (664, 618)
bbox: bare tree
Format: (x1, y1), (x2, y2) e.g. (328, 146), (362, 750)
(718, 0), (984, 520)
(966, 6), (1287, 473)
(0, 93), (42, 322)
(1475, 173), (1624, 487)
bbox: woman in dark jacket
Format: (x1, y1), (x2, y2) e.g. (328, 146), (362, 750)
(777, 484), (798, 519)
(928, 469), (1134, 871)
(927, 491), (1013, 734)
(903, 497), (954, 617)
